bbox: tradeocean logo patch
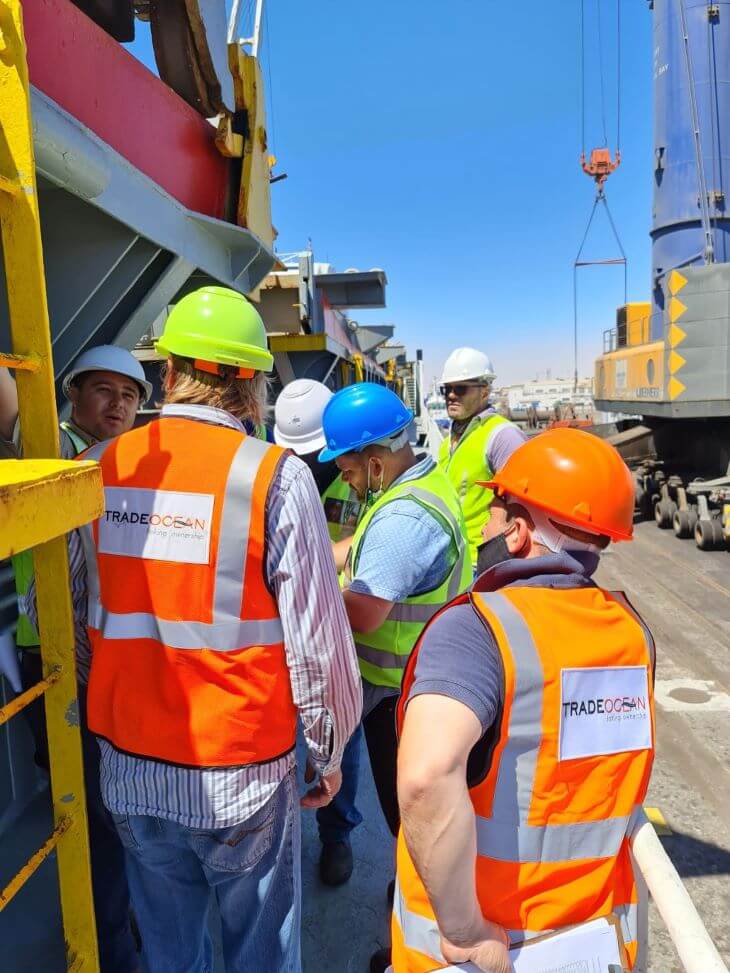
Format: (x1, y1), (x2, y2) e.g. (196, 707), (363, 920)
(562, 695), (648, 720)
(559, 666), (652, 761)
(99, 487), (215, 565)
(104, 509), (208, 531)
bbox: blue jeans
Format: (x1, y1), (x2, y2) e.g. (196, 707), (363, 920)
(111, 769), (301, 973)
(316, 723), (363, 845)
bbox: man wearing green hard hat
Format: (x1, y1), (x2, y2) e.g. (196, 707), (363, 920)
(61, 286), (362, 973)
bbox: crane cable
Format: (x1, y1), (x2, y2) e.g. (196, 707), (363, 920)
(679, 0), (714, 263)
(574, 0), (625, 393)
(580, 0), (621, 158)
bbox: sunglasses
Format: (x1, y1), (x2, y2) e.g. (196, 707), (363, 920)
(440, 383), (487, 397)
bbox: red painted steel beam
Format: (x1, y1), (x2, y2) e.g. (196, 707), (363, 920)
(21, 0), (230, 220)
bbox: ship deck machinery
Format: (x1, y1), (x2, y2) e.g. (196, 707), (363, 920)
(593, 0), (730, 552)
(133, 251), (423, 408)
(1, 0), (278, 401)
(0, 0), (277, 824)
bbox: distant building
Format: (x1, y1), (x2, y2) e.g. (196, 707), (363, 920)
(496, 377), (594, 421)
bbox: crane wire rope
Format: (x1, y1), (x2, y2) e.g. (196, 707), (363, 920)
(616, 0), (621, 153)
(678, 0), (714, 263)
(574, 0), (625, 392)
(580, 0), (586, 156)
(573, 194), (627, 392)
(264, 2), (277, 160)
(597, 0), (609, 147)
(706, 1), (721, 252)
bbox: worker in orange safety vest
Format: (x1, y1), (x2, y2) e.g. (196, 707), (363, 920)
(387, 429), (655, 973)
(72, 287), (362, 973)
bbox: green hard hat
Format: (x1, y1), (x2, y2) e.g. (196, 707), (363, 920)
(155, 286), (274, 373)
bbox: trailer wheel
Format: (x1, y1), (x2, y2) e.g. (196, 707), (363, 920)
(710, 519), (727, 549)
(695, 519), (723, 551)
(655, 498), (677, 529)
(635, 485), (653, 521)
(673, 508), (696, 539)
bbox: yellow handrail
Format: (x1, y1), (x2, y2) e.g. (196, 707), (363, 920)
(0, 1), (101, 968)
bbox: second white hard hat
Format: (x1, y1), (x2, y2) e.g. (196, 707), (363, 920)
(274, 379), (333, 455)
(62, 345), (153, 403)
(440, 347), (496, 385)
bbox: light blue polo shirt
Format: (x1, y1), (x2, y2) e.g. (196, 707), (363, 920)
(348, 453), (457, 602)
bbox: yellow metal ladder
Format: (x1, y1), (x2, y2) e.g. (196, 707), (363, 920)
(0, 1), (102, 968)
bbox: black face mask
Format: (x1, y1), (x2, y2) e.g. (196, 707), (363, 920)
(475, 531), (513, 576)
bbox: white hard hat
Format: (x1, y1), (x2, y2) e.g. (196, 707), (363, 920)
(62, 345), (153, 404)
(274, 378), (333, 455)
(440, 347), (496, 385)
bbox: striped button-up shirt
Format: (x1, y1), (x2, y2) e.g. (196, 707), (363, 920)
(30, 404), (362, 828)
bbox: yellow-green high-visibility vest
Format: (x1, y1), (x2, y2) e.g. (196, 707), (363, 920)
(438, 412), (510, 567)
(11, 421), (91, 648)
(348, 463), (471, 689)
(321, 473), (362, 542)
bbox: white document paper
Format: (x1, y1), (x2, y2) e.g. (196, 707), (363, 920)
(437, 917), (623, 973)
(99, 487), (215, 565)
(559, 665), (651, 761)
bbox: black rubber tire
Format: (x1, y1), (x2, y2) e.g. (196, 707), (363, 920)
(710, 519), (726, 549)
(635, 486), (653, 521)
(695, 519), (719, 551)
(673, 509), (694, 539)
(655, 498), (677, 529)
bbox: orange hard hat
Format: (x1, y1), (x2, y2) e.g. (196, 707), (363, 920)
(479, 428), (634, 541)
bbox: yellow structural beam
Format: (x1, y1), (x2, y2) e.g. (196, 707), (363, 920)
(0, 816), (71, 910)
(0, 351), (41, 371)
(269, 333), (327, 353)
(0, 460), (103, 558)
(0, 1), (101, 968)
(229, 48), (274, 250)
(0, 666), (61, 727)
(352, 353), (364, 384)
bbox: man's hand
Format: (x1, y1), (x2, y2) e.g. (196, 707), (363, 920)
(300, 759), (342, 809)
(441, 919), (512, 973)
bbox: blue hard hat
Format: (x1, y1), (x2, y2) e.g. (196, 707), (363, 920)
(318, 383), (414, 462)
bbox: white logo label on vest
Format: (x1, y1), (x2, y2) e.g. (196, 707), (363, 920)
(559, 666), (651, 762)
(99, 487), (215, 565)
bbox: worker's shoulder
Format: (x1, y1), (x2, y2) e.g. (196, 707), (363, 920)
(417, 600), (497, 658)
(369, 494), (451, 537)
(266, 449), (318, 501)
(410, 600), (503, 730)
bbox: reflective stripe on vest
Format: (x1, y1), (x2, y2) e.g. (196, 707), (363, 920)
(438, 412), (510, 567)
(80, 420), (296, 767)
(471, 592), (645, 863)
(81, 435), (286, 653)
(349, 469), (471, 689)
(392, 585), (655, 972)
(12, 422), (91, 648)
(60, 420), (92, 455)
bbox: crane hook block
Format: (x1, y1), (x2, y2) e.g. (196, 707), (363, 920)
(581, 148), (621, 190)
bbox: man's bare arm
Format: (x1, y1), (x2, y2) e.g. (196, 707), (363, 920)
(398, 693), (510, 971)
(331, 536), (353, 573)
(342, 588), (393, 633)
(0, 369), (19, 442)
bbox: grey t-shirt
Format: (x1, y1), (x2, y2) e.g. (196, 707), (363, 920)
(406, 553), (599, 736)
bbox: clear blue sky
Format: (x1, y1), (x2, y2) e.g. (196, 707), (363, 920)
(128, 1), (654, 388)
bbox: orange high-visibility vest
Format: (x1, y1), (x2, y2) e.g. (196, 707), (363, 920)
(79, 416), (297, 768)
(392, 585), (655, 972)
